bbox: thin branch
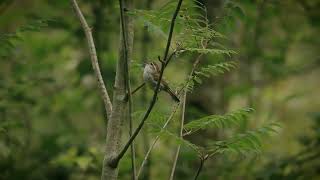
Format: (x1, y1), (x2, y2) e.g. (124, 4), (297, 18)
(169, 90), (186, 180)
(167, 50), (178, 64)
(158, 56), (165, 64)
(119, 0), (136, 178)
(169, 142), (181, 179)
(208, 149), (220, 158)
(169, 52), (205, 179)
(194, 157), (206, 180)
(70, 0), (112, 117)
(112, 0), (184, 166)
(189, 154), (208, 180)
(131, 83), (146, 96)
(136, 103), (180, 179)
(124, 83), (146, 102)
(136, 82), (189, 179)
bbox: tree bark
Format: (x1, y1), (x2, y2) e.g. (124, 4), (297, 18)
(101, 0), (134, 179)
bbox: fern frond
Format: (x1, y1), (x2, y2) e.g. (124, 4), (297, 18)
(184, 108), (254, 135)
(129, 0), (227, 51)
(209, 123), (281, 155)
(159, 129), (202, 153)
(192, 61), (237, 85)
(181, 48), (236, 56)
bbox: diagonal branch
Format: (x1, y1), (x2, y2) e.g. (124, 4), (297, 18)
(169, 50), (206, 179)
(111, 0), (184, 167)
(136, 103), (180, 179)
(131, 83), (145, 95)
(70, 0), (112, 117)
(137, 66), (200, 178)
(169, 90), (186, 180)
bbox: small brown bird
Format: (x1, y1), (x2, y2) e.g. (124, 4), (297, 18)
(143, 62), (180, 102)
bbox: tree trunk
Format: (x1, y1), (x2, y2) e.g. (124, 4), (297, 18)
(101, 0), (134, 179)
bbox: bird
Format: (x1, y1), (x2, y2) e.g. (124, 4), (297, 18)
(143, 61), (180, 102)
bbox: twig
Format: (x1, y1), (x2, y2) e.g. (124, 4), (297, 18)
(136, 84), (187, 179)
(194, 160), (204, 180)
(136, 103), (180, 179)
(193, 155), (208, 180)
(169, 52), (205, 179)
(169, 143), (181, 179)
(124, 83), (146, 102)
(131, 83), (146, 95)
(169, 90), (186, 180)
(119, 0), (136, 178)
(167, 50), (177, 64)
(111, 0), (184, 166)
(157, 56), (165, 64)
(70, 0), (112, 117)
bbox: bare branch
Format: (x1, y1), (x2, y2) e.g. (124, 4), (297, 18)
(157, 56), (165, 64)
(124, 83), (146, 102)
(131, 83), (146, 96)
(136, 103), (180, 179)
(169, 44), (207, 179)
(70, 0), (112, 117)
(136, 77), (189, 179)
(169, 90), (186, 180)
(166, 50), (177, 65)
(193, 155), (209, 180)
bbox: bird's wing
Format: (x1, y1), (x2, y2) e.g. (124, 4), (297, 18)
(152, 62), (161, 72)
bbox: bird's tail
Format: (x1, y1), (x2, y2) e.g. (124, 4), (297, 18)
(165, 88), (180, 102)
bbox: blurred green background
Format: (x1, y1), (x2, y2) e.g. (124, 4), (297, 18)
(0, 0), (319, 179)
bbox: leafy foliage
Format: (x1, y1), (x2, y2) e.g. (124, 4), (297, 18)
(209, 122), (281, 155)
(1, 0), (316, 179)
(186, 61), (237, 91)
(159, 122), (280, 158)
(184, 107), (253, 135)
(129, 0), (235, 56)
(193, 61), (237, 82)
(180, 48), (236, 56)
(159, 129), (202, 153)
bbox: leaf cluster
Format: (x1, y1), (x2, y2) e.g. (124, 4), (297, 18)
(156, 107), (280, 158)
(184, 107), (253, 135)
(129, 0), (235, 56)
(186, 61), (237, 91)
(210, 122), (281, 155)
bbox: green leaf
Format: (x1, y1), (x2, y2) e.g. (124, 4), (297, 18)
(184, 108), (254, 134)
(189, 61), (237, 91)
(208, 123), (281, 156)
(194, 76), (202, 84)
(159, 129), (201, 153)
(182, 48), (237, 56)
